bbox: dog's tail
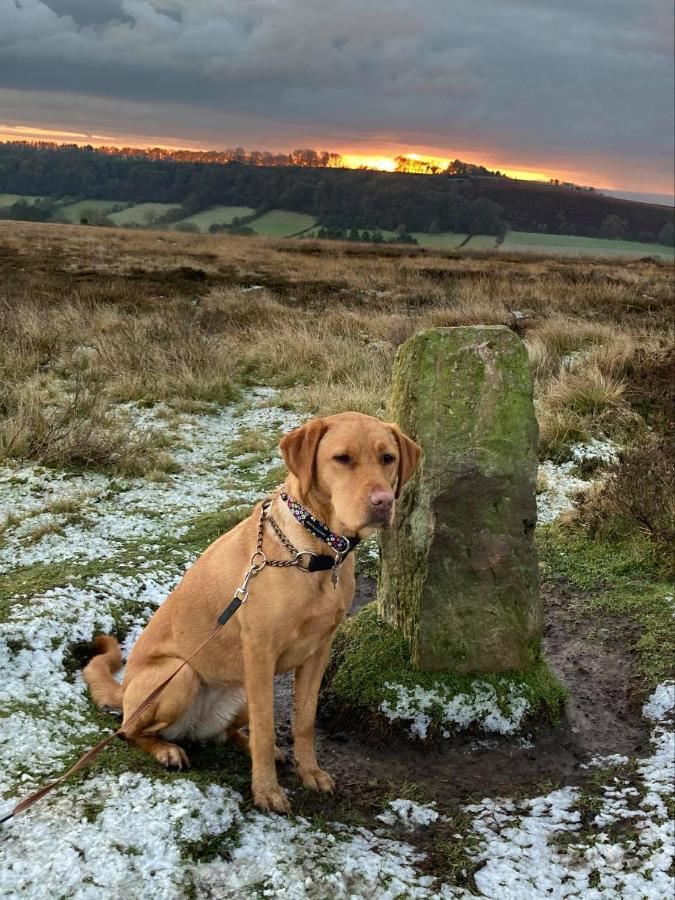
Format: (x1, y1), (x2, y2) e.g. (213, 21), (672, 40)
(83, 635), (124, 711)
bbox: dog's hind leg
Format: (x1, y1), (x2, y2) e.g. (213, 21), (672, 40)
(120, 658), (199, 769)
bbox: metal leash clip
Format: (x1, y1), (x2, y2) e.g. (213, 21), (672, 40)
(235, 550), (267, 603)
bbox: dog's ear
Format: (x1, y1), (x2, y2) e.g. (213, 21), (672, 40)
(279, 418), (328, 497)
(388, 424), (421, 498)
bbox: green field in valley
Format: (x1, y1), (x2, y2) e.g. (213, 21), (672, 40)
(172, 206), (256, 233)
(250, 209), (317, 236)
(1, 193), (672, 260)
(56, 199), (131, 223)
(412, 232), (469, 248)
(108, 202), (181, 226)
(502, 230), (674, 259)
(462, 234), (498, 249)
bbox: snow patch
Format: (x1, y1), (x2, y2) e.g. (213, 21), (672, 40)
(1, 393), (673, 898)
(0, 568), (180, 795)
(192, 814), (459, 898)
(380, 680), (531, 740)
(0, 393), (300, 574)
(580, 753), (630, 770)
(0, 774), (241, 899)
(642, 680), (674, 723)
(466, 682), (675, 899)
(377, 799), (441, 830)
(537, 438), (618, 524)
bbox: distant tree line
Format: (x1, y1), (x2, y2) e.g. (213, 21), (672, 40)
(0, 142), (671, 241)
(0, 142), (507, 234)
(7, 140), (344, 170)
(207, 212), (260, 236)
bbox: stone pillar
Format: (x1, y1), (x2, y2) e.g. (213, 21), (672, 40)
(378, 326), (541, 673)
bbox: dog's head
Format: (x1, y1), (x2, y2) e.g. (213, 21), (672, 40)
(279, 412), (421, 538)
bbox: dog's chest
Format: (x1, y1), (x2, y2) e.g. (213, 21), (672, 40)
(275, 579), (352, 672)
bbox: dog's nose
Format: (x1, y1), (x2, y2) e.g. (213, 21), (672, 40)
(370, 489), (394, 513)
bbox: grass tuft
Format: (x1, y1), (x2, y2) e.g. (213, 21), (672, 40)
(546, 366), (626, 416)
(537, 364), (640, 458)
(575, 433), (674, 559)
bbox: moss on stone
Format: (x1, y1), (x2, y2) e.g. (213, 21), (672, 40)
(323, 605), (567, 736)
(380, 326), (541, 673)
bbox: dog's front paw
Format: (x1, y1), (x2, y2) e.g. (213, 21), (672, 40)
(253, 782), (291, 815)
(154, 742), (189, 770)
(299, 767), (335, 793)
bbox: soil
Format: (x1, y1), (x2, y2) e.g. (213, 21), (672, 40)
(271, 575), (651, 812)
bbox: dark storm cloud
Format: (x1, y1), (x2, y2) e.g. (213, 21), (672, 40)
(0, 0), (672, 184)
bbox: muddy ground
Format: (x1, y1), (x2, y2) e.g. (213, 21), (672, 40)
(269, 575), (650, 817)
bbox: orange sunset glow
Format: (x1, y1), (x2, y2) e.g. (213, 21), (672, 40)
(2, 121), (668, 195)
(341, 153), (551, 183)
(0, 122), (578, 187)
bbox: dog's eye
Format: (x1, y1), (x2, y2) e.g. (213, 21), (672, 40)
(334, 453), (351, 464)
(382, 453), (396, 465)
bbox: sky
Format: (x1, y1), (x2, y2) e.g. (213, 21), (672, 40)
(0, 0), (673, 199)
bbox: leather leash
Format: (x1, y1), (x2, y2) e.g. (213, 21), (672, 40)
(0, 613), (230, 824)
(1, 495), (360, 825)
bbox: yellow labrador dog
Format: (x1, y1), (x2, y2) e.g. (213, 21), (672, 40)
(84, 412), (420, 813)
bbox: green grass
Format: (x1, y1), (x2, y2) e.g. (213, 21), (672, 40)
(171, 206), (255, 233)
(502, 230), (675, 259)
(412, 232), (469, 248)
(250, 210), (317, 237)
(463, 234), (498, 249)
(323, 605), (567, 734)
(537, 524), (674, 690)
(0, 557), (104, 618)
(108, 203), (180, 226)
(176, 506), (248, 556)
(0, 505), (248, 621)
(67, 705), (253, 797)
(222, 426), (280, 458)
(56, 199), (131, 223)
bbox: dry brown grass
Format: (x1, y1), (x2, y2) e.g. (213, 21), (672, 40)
(0, 220), (672, 469)
(1, 370), (179, 475)
(575, 434), (675, 562)
(536, 366), (642, 457)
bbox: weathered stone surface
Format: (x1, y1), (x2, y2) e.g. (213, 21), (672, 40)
(378, 326), (541, 673)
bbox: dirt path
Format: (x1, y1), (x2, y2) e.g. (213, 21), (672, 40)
(272, 576), (650, 811)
